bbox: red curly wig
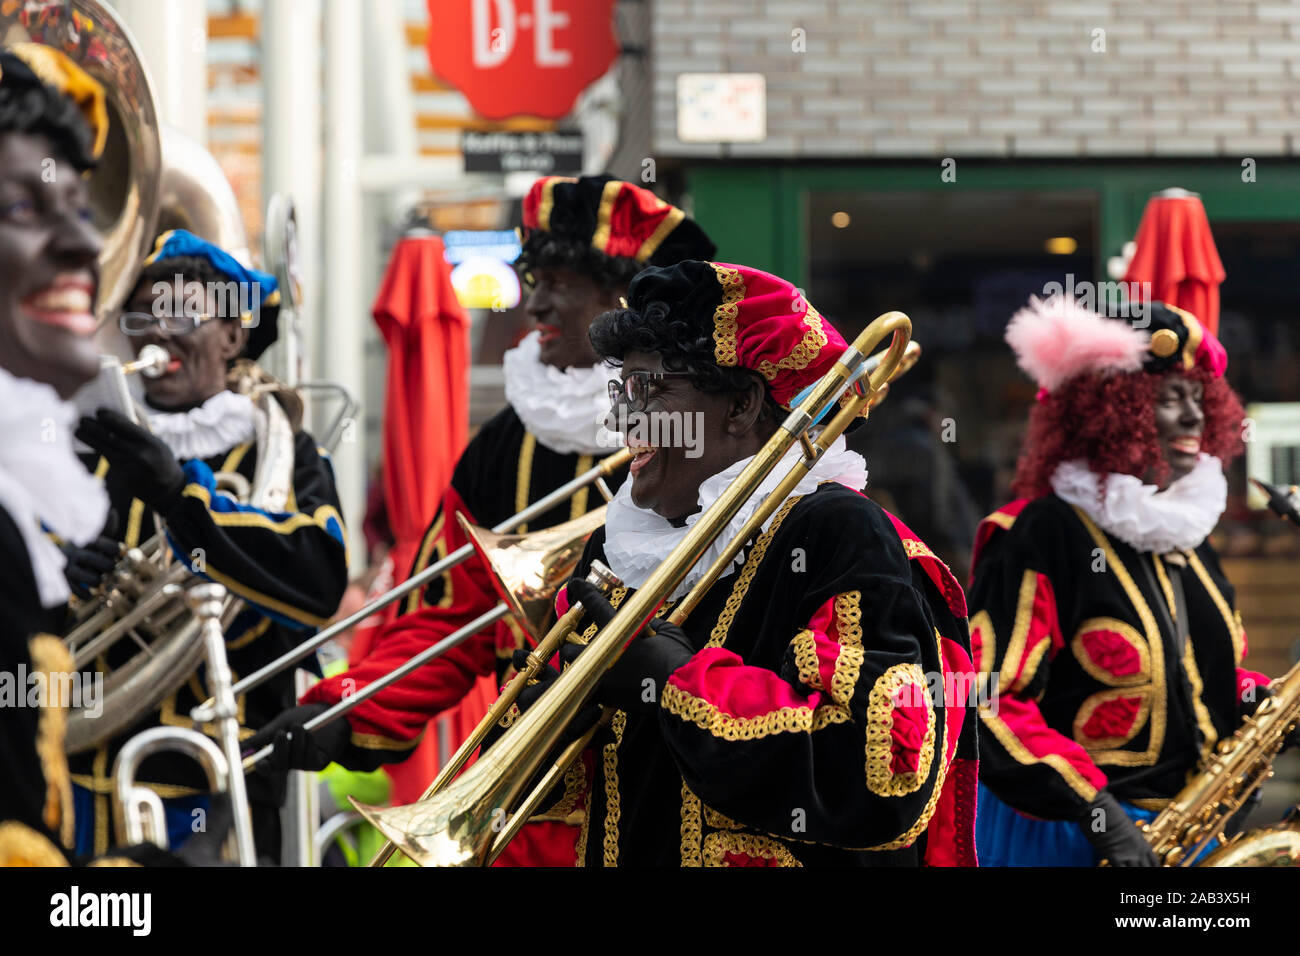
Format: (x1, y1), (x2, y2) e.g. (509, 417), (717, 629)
(1011, 367), (1245, 500)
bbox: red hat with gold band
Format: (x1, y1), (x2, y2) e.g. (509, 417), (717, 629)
(521, 174), (715, 267)
(624, 259), (849, 411)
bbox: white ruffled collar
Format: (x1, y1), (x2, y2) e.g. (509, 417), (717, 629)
(0, 366), (110, 607)
(503, 330), (618, 456)
(1050, 455), (1226, 554)
(147, 389), (260, 461)
(603, 436), (869, 600)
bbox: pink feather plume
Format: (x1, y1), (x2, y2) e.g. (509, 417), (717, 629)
(1005, 295), (1149, 393)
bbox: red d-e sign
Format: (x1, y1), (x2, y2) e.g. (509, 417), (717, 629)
(425, 0), (620, 120)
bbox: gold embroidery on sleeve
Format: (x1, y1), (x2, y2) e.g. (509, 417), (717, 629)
(865, 662), (936, 798)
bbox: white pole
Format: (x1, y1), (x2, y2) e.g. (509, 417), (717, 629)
(263, 0), (322, 393)
(323, 0), (367, 572)
(110, 0), (208, 145)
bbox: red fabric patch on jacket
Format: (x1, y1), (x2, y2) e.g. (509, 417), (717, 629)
(1079, 628), (1143, 678)
(890, 686), (930, 775)
(1079, 695), (1143, 740)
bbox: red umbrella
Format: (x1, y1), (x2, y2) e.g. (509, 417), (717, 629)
(1123, 188), (1227, 335)
(359, 234), (495, 807)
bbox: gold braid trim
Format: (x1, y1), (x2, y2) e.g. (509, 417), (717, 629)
(680, 781), (703, 866)
(0, 821), (69, 867)
(865, 663), (936, 798)
(703, 831), (802, 867)
(514, 432), (537, 533)
(87, 857), (141, 867)
(864, 725), (950, 852)
(601, 710), (627, 866)
(829, 591), (864, 707)
(636, 204), (686, 262)
(570, 455), (594, 520)
(550, 752), (588, 818)
(28, 635), (75, 849)
(709, 263), (746, 367)
(703, 804), (744, 830)
(756, 305), (830, 381)
(535, 176), (577, 233)
(790, 629), (823, 691)
(589, 179), (625, 256)
(661, 682), (851, 740)
(706, 497), (801, 648)
(1073, 508), (1167, 767)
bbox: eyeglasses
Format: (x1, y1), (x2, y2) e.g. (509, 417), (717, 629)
(119, 312), (217, 336)
(607, 371), (695, 413)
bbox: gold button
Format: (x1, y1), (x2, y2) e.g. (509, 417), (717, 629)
(1150, 328), (1180, 357)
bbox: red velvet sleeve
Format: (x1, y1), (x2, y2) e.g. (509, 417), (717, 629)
(299, 484), (504, 759)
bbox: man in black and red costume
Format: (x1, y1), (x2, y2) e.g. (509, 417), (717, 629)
(517, 261), (979, 865)
(249, 175), (715, 865)
(970, 295), (1293, 866)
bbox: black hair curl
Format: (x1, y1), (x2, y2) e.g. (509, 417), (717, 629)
(589, 301), (779, 422)
(0, 52), (97, 171)
(515, 232), (642, 292)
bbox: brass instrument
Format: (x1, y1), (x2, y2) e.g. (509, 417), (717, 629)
(240, 502), (617, 770)
(1140, 659), (1300, 866)
(353, 311), (913, 867)
(233, 448), (631, 721)
(113, 584), (258, 865)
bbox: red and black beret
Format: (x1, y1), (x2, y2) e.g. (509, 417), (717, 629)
(521, 174), (715, 267)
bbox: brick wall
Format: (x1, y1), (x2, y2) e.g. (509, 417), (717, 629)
(651, 0), (1300, 157)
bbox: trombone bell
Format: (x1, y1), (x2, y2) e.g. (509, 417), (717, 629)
(456, 508), (606, 640)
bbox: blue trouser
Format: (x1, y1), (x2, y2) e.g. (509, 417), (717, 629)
(73, 783), (210, 858)
(976, 783), (1215, 866)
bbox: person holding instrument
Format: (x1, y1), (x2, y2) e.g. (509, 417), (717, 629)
(62, 228), (348, 859)
(968, 296), (1289, 867)
(509, 261), (978, 866)
(0, 46), (111, 865)
(247, 175), (714, 865)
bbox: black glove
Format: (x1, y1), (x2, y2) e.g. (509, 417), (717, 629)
(242, 702), (351, 775)
(59, 510), (121, 598)
(564, 579), (695, 713)
(76, 408), (186, 511)
(478, 651), (601, 754)
(1079, 790), (1160, 866)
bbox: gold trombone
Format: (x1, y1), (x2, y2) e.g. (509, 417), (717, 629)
(237, 449), (632, 768)
(354, 310), (913, 867)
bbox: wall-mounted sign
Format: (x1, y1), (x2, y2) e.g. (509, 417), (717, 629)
(676, 73), (766, 143)
(462, 130), (584, 173)
(425, 0), (619, 119)
(1245, 402), (1300, 510)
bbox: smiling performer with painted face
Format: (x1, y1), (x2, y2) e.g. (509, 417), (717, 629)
(523, 261), (980, 866)
(247, 175), (714, 863)
(969, 297), (1273, 867)
(62, 228), (348, 859)
(0, 47), (111, 865)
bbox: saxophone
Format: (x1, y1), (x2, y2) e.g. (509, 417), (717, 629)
(1143, 658), (1300, 866)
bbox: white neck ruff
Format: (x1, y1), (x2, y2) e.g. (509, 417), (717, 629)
(0, 366), (110, 607)
(147, 389), (260, 461)
(1050, 455), (1226, 554)
(503, 330), (619, 456)
(603, 436), (869, 601)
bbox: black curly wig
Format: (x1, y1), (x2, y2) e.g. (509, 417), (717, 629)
(134, 254), (233, 309)
(515, 231), (643, 292)
(589, 261), (779, 419)
(0, 51), (98, 171)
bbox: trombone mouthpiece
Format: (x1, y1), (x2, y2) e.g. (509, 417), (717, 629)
(1251, 477), (1300, 526)
(126, 344), (170, 379)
